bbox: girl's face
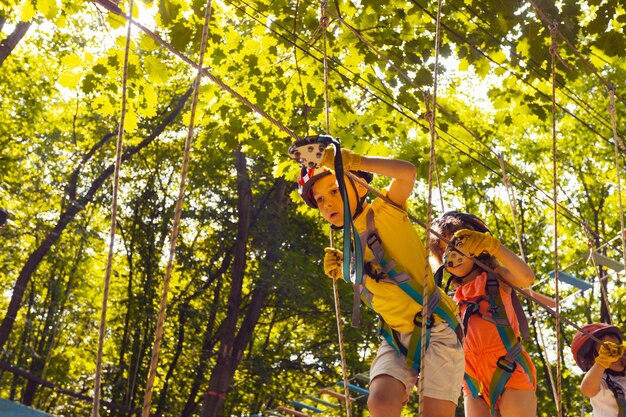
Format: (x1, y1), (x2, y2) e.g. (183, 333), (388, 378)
(439, 234), (475, 277)
(596, 334), (626, 372)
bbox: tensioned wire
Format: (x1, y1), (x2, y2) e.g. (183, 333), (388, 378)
(91, 0), (134, 415)
(89, 1), (624, 278)
(407, 0), (620, 150)
(527, 0), (626, 109)
(549, 21), (563, 417)
(415, 0), (622, 140)
(224, 0), (625, 244)
(140, 0), (214, 415)
(320, 1), (353, 414)
(443, 0), (619, 138)
(82, 5), (626, 409)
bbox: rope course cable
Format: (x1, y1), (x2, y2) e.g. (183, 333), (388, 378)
(548, 20), (563, 417)
(527, 0), (626, 108)
(419, 0), (444, 414)
(82, 2), (626, 411)
(607, 85), (626, 273)
(140, 1), (213, 416)
(498, 153), (560, 409)
(225, 0), (621, 244)
(444, 0), (618, 137)
(582, 222), (613, 323)
(319, 2), (353, 415)
(90, 0), (299, 142)
(91, 1), (134, 415)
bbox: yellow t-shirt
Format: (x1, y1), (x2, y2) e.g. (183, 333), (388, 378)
(354, 197), (458, 333)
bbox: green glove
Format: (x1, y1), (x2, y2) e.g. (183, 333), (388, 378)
(595, 341), (626, 369)
(324, 247), (344, 280)
(454, 229), (501, 257)
(319, 148), (362, 172)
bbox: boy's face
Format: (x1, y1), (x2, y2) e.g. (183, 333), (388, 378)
(311, 173), (360, 227)
(597, 334), (626, 371)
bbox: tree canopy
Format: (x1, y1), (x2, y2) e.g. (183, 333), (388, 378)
(0, 0), (625, 416)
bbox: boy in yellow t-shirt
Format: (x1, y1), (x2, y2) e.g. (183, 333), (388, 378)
(295, 141), (464, 417)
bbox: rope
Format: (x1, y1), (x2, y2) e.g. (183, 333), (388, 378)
(140, 1), (213, 416)
(582, 222), (613, 322)
(419, 0), (444, 414)
(548, 21), (563, 417)
(96, 0), (620, 255)
(91, 1), (133, 415)
(424, 93), (445, 213)
(528, 0), (626, 108)
(90, 0), (298, 142)
(607, 85), (626, 273)
(320, 2), (351, 414)
(498, 153), (559, 408)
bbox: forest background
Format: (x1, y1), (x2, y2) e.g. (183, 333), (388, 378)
(0, 0), (625, 416)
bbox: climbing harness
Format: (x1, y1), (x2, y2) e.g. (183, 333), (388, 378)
(456, 271), (534, 415)
(356, 209), (463, 372)
(605, 373), (626, 417)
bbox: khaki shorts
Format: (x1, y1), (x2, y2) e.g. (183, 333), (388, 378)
(369, 322), (465, 405)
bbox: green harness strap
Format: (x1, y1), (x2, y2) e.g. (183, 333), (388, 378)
(357, 209), (462, 371)
(479, 272), (534, 415)
(330, 142), (364, 328)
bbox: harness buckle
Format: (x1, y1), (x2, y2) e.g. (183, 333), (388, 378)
(496, 355), (517, 373)
(364, 262), (387, 282)
(413, 312), (434, 329)
(366, 233), (382, 249)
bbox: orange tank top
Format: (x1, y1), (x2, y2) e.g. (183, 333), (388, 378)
(454, 271), (520, 353)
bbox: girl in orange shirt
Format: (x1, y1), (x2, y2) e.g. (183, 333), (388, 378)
(428, 211), (537, 417)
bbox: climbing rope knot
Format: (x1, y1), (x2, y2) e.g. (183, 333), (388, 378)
(320, 16), (330, 28)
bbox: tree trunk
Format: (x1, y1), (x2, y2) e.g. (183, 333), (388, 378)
(200, 172), (288, 417)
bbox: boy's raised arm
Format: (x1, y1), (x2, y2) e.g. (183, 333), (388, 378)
(359, 156), (417, 207)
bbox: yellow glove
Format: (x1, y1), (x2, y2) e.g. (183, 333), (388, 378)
(454, 229), (501, 257)
(319, 148), (362, 172)
(324, 247), (344, 280)
(595, 341), (626, 369)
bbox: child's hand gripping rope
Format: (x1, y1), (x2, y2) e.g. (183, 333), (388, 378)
(324, 248), (344, 280)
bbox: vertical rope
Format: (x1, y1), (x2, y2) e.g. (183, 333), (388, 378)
(607, 85), (626, 273)
(582, 222), (613, 322)
(91, 1), (133, 415)
(497, 153), (559, 406)
(321, 1), (331, 135)
(548, 21), (563, 417)
(321, 2), (352, 415)
(419, 0), (444, 415)
(140, 1), (213, 416)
